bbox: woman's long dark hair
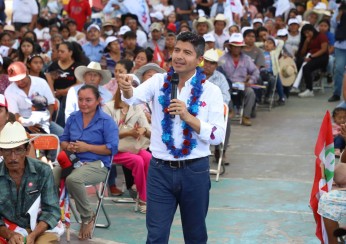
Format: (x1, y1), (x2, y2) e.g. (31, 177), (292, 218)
(58, 41), (90, 65)
(17, 38), (35, 62)
(297, 24), (319, 56)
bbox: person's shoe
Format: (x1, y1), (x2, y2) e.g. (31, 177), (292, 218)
(109, 186), (123, 196)
(277, 98), (285, 106)
(327, 74), (333, 84)
(129, 185), (138, 200)
(328, 95), (340, 102)
(290, 87), (300, 94)
(298, 90), (314, 98)
(241, 117), (252, 126)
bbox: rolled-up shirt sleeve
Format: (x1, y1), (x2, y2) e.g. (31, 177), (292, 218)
(196, 83), (226, 145)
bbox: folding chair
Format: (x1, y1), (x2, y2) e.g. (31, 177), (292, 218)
(230, 83), (245, 124)
(312, 70), (326, 93)
(69, 168), (111, 238)
(210, 103), (229, 182)
(30, 134), (60, 163)
(257, 75), (278, 111)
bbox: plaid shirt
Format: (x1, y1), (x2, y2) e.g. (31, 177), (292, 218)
(0, 157), (60, 229)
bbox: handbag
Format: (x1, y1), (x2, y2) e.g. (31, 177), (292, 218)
(118, 124), (150, 154)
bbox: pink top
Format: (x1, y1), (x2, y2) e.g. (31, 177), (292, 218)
(0, 74), (10, 94)
(332, 123), (341, 137)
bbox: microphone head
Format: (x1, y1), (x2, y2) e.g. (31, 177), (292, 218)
(171, 73), (179, 85)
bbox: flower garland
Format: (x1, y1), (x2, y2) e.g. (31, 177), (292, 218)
(158, 66), (206, 158)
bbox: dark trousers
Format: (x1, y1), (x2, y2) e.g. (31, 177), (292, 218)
(302, 55), (329, 91)
(146, 157), (210, 244)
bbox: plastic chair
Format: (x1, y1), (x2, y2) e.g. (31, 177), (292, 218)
(69, 168), (111, 238)
(30, 134), (60, 162)
(210, 103), (229, 182)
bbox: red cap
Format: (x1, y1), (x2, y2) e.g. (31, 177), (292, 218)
(57, 151), (73, 169)
(8, 61), (27, 82)
(167, 23), (176, 33)
(0, 94), (7, 108)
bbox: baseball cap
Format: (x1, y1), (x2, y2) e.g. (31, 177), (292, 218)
(267, 36), (278, 47)
(203, 33), (215, 43)
(87, 23), (101, 32)
(0, 94), (7, 108)
(277, 29), (289, 37)
(228, 33), (246, 46)
(253, 18), (263, 25)
(118, 25), (131, 35)
(150, 22), (162, 32)
(105, 36), (118, 47)
(288, 18), (299, 25)
(8, 61), (27, 82)
(150, 11), (164, 21)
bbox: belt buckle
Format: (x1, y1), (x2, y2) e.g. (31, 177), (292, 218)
(169, 161), (181, 168)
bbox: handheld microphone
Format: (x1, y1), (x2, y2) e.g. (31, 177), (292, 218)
(170, 73), (179, 119)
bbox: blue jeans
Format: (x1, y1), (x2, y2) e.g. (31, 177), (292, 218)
(146, 157), (211, 244)
(333, 48), (346, 96)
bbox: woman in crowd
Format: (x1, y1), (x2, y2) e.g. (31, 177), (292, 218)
(132, 48), (153, 73)
(54, 85), (118, 240)
(101, 36), (121, 76)
(27, 54), (55, 93)
(297, 24), (329, 97)
(104, 59), (133, 96)
(16, 38), (35, 64)
(153, 0), (175, 18)
(103, 87), (151, 213)
(47, 41), (83, 126)
(0, 57), (12, 94)
(318, 19), (335, 83)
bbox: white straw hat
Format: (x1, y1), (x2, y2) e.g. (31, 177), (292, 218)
(74, 62), (112, 85)
(0, 122), (34, 149)
(203, 49), (219, 63)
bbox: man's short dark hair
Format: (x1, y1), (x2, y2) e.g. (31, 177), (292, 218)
(176, 31), (205, 58)
(243, 29), (256, 38)
(123, 31), (137, 40)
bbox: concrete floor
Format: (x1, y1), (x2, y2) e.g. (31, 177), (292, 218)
(61, 88), (337, 244)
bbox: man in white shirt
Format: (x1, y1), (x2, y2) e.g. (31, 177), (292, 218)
(12, 0), (38, 31)
(118, 31), (225, 244)
(65, 62), (113, 121)
(4, 61), (64, 158)
(212, 14), (230, 50)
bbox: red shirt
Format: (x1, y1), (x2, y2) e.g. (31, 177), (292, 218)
(66, 0), (92, 31)
(308, 32), (328, 55)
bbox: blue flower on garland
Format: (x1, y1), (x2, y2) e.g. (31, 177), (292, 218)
(158, 66), (206, 158)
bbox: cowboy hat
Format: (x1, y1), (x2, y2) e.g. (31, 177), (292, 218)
(279, 56), (297, 87)
(192, 17), (214, 33)
(204, 49), (219, 63)
(74, 62), (112, 86)
(0, 122), (33, 149)
(134, 63), (165, 82)
(213, 14), (229, 27)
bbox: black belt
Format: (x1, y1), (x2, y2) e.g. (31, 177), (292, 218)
(155, 157), (208, 169)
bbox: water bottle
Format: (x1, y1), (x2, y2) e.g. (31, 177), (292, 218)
(69, 153), (83, 168)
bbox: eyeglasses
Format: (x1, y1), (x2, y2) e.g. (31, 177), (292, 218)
(0, 147), (27, 156)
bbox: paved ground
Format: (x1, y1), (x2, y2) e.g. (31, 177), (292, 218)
(61, 87), (337, 243)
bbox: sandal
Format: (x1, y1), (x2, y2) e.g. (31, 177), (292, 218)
(138, 200), (147, 214)
(78, 213), (96, 240)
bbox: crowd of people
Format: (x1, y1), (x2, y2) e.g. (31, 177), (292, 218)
(0, 0), (346, 243)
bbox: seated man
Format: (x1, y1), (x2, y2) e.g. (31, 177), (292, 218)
(219, 33), (259, 126)
(0, 122), (60, 244)
(65, 61), (113, 121)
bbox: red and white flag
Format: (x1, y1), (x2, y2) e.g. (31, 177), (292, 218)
(153, 44), (164, 68)
(230, 0), (243, 17)
(309, 111), (335, 244)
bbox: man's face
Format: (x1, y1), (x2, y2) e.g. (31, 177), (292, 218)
(1, 145), (28, 171)
(84, 71), (102, 87)
(203, 59), (217, 77)
(165, 36), (176, 48)
(197, 23), (209, 36)
(124, 37), (137, 50)
(244, 32), (256, 46)
(151, 30), (161, 41)
(143, 69), (158, 82)
(214, 21), (226, 32)
(172, 40), (202, 75)
(128, 19), (137, 31)
(228, 45), (242, 55)
(15, 76), (30, 90)
(87, 28), (100, 41)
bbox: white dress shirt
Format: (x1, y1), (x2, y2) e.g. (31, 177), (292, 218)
(123, 72), (225, 161)
(212, 31), (230, 50)
(65, 83), (113, 121)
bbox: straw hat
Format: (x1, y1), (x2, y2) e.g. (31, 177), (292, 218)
(192, 17), (214, 32)
(204, 49), (219, 63)
(134, 63), (165, 82)
(74, 62), (112, 85)
(279, 57), (297, 86)
(213, 14), (229, 27)
(227, 33), (246, 46)
(0, 122), (33, 149)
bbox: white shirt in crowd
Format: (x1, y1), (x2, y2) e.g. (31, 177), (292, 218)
(12, 0), (38, 23)
(65, 84), (113, 122)
(5, 76), (55, 118)
(212, 31), (230, 50)
(136, 29), (148, 48)
(21, 110), (51, 133)
(123, 72), (225, 161)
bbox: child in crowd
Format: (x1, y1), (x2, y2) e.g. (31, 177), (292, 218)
(332, 107), (346, 157)
(21, 94), (51, 134)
